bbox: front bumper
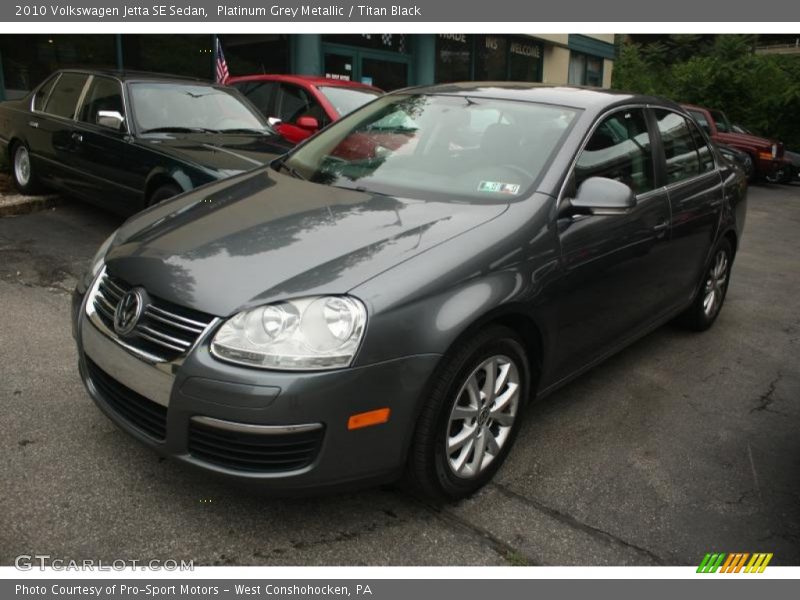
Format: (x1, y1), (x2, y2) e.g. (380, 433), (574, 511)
(73, 286), (441, 491)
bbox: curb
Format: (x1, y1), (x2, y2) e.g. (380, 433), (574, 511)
(0, 194), (63, 217)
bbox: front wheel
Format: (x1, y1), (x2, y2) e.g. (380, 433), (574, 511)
(677, 238), (733, 331)
(406, 326), (530, 501)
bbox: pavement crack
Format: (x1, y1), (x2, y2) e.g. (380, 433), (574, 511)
(490, 482), (665, 565)
(749, 373), (786, 415)
(402, 492), (539, 566)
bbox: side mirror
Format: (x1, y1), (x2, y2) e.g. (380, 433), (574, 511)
(564, 177), (636, 216)
(96, 110), (125, 131)
(296, 116), (319, 131)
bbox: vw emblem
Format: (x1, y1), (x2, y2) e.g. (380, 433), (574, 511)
(114, 288), (145, 336)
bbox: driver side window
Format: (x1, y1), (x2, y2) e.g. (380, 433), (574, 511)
(575, 109), (655, 196)
(78, 76), (124, 127)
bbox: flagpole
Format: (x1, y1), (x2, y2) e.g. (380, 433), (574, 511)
(211, 33), (219, 82)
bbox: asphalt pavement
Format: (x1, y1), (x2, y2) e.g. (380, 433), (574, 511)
(1, 183), (798, 566)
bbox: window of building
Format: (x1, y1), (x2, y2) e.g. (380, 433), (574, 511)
(79, 76), (124, 125)
(436, 34), (472, 83)
(575, 109), (655, 195)
(121, 35), (213, 80)
(568, 52), (603, 87)
(44, 72), (88, 119)
(218, 35), (290, 76)
(0, 35), (115, 97)
(508, 38), (542, 82)
(654, 109), (705, 184)
(323, 34), (409, 54)
(475, 36), (508, 80)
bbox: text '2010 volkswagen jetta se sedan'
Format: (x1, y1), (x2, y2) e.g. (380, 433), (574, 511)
(73, 83), (747, 500)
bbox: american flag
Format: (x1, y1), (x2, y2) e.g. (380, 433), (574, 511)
(215, 38), (229, 84)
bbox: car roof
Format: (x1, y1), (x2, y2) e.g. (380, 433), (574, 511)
(52, 68), (211, 84)
(390, 82), (681, 112)
(227, 73), (383, 92)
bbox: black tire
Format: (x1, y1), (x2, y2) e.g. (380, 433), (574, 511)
(147, 183), (181, 206)
(405, 325), (531, 502)
(676, 238), (734, 331)
(10, 142), (43, 195)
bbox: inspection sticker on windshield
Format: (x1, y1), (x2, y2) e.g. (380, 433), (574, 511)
(478, 181), (520, 195)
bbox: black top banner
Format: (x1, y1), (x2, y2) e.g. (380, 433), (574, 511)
(5, 0), (800, 22)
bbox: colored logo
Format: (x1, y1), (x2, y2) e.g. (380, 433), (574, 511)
(697, 552), (773, 573)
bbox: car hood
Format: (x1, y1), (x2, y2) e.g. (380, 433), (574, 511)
(715, 131), (775, 148)
(106, 169), (509, 316)
(138, 133), (292, 173)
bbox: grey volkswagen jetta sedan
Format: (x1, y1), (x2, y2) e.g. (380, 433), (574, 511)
(73, 83), (747, 500)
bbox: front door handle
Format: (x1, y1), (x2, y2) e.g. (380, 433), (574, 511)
(28, 120), (39, 128)
(653, 221), (669, 234)
(71, 132), (83, 143)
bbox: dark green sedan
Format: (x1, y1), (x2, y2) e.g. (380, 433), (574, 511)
(0, 69), (292, 214)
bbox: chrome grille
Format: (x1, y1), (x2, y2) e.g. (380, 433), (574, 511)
(89, 270), (215, 362)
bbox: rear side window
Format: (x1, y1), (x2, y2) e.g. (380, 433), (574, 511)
(79, 77), (124, 125)
(654, 109), (708, 184)
(44, 73), (88, 119)
(575, 108), (655, 195)
(32, 74), (59, 112)
(688, 121), (715, 174)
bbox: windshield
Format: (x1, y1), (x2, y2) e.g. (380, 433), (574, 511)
(317, 86), (382, 117)
(281, 94), (578, 201)
(130, 83), (270, 134)
(710, 110), (732, 133)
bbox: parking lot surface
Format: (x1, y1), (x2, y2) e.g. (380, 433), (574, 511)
(1, 184), (798, 566)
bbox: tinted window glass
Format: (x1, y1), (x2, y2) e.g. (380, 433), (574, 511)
(234, 81), (277, 118)
(688, 121), (715, 174)
(79, 77), (124, 124)
(655, 109), (703, 184)
(575, 109), (655, 195)
(710, 110), (732, 133)
(44, 73), (88, 119)
(277, 84), (323, 124)
(33, 75), (58, 112)
(689, 110), (711, 135)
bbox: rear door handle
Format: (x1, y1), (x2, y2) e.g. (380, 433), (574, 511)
(71, 132), (83, 143)
(28, 120), (39, 128)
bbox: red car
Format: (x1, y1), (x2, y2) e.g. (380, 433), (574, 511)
(683, 104), (788, 181)
(228, 75), (383, 144)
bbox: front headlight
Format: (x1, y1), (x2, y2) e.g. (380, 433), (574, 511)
(210, 296), (367, 370)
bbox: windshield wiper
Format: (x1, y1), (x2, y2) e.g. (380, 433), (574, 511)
(218, 127), (270, 134)
(140, 126), (220, 134)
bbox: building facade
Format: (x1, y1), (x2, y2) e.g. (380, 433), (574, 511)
(0, 33), (616, 100)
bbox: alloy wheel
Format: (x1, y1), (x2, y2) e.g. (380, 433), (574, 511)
(703, 249), (729, 318)
(14, 146), (31, 187)
(445, 354), (520, 479)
